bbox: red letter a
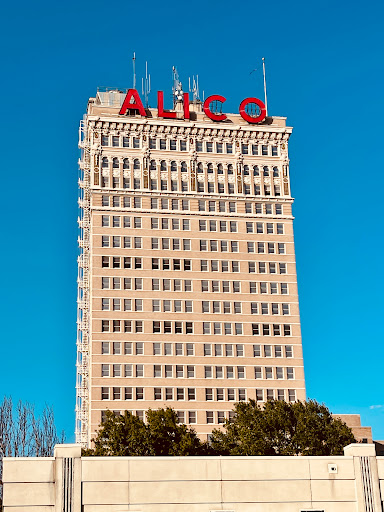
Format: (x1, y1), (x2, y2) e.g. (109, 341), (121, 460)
(119, 89), (147, 116)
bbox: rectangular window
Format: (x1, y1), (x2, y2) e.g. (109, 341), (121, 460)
(204, 366), (212, 378)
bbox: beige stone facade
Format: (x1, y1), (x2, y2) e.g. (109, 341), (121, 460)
(3, 443), (384, 512)
(76, 90), (305, 446)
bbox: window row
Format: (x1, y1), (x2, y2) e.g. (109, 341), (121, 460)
(254, 366), (295, 380)
(249, 282), (289, 294)
(101, 197), (141, 209)
(198, 200), (283, 215)
(150, 198), (191, 210)
(100, 195), (281, 212)
(99, 238), (288, 260)
(202, 322), (292, 336)
(201, 301), (290, 315)
(101, 320), (143, 333)
(99, 341), (293, 358)
(101, 256), (142, 269)
(196, 164), (280, 177)
(245, 202), (283, 215)
(150, 217), (190, 229)
(101, 195), (190, 211)
(151, 238), (191, 250)
(99, 175), (280, 195)
(246, 222), (284, 234)
(101, 298), (195, 313)
(101, 235), (142, 249)
(198, 199), (236, 212)
(248, 262), (287, 274)
(101, 277), (193, 291)
(198, 220), (238, 232)
(101, 362), (294, 380)
(151, 258), (192, 271)
(205, 343), (293, 358)
(101, 215), (142, 228)
(100, 409), (198, 425)
(195, 141), (279, 157)
(151, 300), (193, 313)
(100, 320), (293, 336)
(248, 242), (286, 254)
(101, 135), (140, 148)
(199, 240), (239, 252)
(99, 177), (281, 195)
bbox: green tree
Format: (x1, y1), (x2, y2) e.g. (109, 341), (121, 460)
(210, 399), (356, 456)
(89, 410), (151, 456)
(146, 408), (203, 455)
(86, 408), (210, 456)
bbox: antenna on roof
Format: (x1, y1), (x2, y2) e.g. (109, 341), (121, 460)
(132, 52), (136, 89)
(172, 66), (183, 107)
(189, 74), (200, 101)
(142, 61), (151, 108)
(262, 57), (268, 116)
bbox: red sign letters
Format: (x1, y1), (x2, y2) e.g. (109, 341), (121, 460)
(119, 89), (266, 124)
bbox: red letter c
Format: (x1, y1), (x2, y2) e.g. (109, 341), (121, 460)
(203, 95), (227, 121)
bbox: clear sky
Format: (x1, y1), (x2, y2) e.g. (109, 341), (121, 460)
(1, 0), (383, 442)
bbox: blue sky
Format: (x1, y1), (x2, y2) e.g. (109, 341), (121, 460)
(1, 0), (383, 441)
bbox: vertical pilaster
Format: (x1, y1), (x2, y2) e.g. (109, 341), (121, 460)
(344, 443), (382, 512)
(54, 444), (82, 512)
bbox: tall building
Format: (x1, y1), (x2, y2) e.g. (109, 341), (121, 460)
(76, 86), (306, 446)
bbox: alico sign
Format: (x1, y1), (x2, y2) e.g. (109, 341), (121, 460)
(118, 89), (267, 124)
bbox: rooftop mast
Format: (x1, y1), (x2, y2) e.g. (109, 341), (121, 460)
(142, 61), (151, 107)
(132, 52), (136, 89)
(262, 57), (268, 116)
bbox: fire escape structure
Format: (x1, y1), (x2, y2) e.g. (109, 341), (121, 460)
(76, 119), (91, 446)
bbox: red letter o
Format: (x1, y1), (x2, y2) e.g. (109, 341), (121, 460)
(239, 97), (266, 124)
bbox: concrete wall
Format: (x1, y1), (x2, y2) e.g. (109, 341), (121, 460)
(3, 444), (384, 512)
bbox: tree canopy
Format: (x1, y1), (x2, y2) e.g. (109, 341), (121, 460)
(85, 408), (209, 456)
(210, 399), (356, 456)
(85, 400), (355, 457)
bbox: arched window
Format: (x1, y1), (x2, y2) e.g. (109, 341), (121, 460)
(160, 160), (167, 171)
(123, 158), (129, 169)
(102, 157), (109, 168)
(207, 163), (213, 174)
(243, 165), (249, 176)
(273, 166), (279, 177)
(197, 163), (204, 173)
(171, 161), (177, 172)
(253, 165), (259, 176)
(150, 160), (156, 170)
(263, 166), (269, 177)
(217, 164), (223, 174)
(134, 159), (140, 170)
(181, 161), (187, 173)
(112, 157), (119, 168)
(227, 164), (234, 175)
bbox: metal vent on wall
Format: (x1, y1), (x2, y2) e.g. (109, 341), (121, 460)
(63, 457), (74, 512)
